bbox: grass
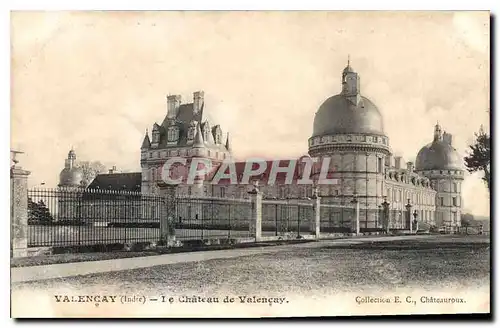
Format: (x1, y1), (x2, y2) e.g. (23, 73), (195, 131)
(12, 235), (490, 296)
(11, 239), (314, 268)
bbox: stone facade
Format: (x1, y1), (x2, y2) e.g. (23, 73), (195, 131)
(415, 124), (465, 232)
(140, 91), (231, 196)
(136, 60), (463, 232)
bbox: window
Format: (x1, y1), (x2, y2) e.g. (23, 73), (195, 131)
(440, 197), (444, 206)
(168, 126), (179, 142)
(220, 187), (225, 198)
(279, 186), (286, 199)
(452, 197), (457, 206)
(148, 152), (152, 158)
(335, 190), (339, 196)
(377, 157), (383, 173)
(188, 187), (192, 196)
(187, 125), (196, 141)
(453, 183), (458, 193)
(152, 131), (160, 143)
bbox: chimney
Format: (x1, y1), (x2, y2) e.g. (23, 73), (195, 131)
(407, 162), (414, 173)
(443, 132), (453, 146)
(193, 91), (204, 114)
(167, 95), (182, 119)
(394, 156), (402, 169)
(385, 154), (394, 168)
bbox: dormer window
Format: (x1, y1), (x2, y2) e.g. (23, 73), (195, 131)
(202, 122), (213, 143)
(215, 130), (222, 144)
(187, 121), (197, 142)
(152, 130), (160, 143)
(167, 126), (179, 143)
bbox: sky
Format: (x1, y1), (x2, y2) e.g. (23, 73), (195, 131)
(10, 11), (490, 216)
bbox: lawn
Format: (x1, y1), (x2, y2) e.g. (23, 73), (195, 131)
(28, 225), (290, 247)
(13, 236), (490, 297)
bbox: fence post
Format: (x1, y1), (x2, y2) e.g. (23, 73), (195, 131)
(248, 183), (262, 242)
(355, 201), (360, 235)
(10, 154), (30, 258)
(405, 199), (412, 233)
(160, 185), (177, 245)
(311, 192), (321, 239)
(382, 197), (390, 234)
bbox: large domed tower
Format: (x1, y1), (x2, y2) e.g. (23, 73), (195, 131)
(308, 59), (391, 229)
(415, 123), (464, 232)
(58, 148), (83, 188)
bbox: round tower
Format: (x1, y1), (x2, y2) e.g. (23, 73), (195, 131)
(308, 59), (391, 229)
(58, 148), (83, 188)
(415, 123), (464, 233)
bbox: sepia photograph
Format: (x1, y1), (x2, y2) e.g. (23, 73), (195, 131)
(9, 9), (490, 318)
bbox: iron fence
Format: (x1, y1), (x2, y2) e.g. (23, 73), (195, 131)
(387, 209), (411, 230)
(27, 188), (163, 247)
(27, 188), (447, 249)
(455, 225), (489, 235)
(319, 204), (355, 233)
(173, 196), (253, 240)
(262, 199), (314, 237)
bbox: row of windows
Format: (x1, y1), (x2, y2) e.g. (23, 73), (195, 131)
(435, 211), (460, 224)
(183, 186), (232, 198)
(310, 135), (388, 146)
(438, 196), (460, 207)
(386, 188), (435, 205)
(147, 150), (227, 159)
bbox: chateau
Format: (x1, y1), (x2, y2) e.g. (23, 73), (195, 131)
(60, 61), (465, 231)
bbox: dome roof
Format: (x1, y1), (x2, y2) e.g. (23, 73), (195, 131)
(312, 94), (385, 137)
(415, 140), (463, 171)
(59, 167), (83, 187)
(343, 64), (354, 74)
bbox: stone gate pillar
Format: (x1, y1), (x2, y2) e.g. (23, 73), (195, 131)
(405, 199), (413, 233)
(248, 182), (263, 242)
(160, 185), (177, 245)
(10, 152), (30, 258)
(382, 196), (390, 234)
(310, 187), (321, 239)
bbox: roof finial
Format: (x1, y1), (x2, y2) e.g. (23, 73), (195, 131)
(347, 54), (350, 67)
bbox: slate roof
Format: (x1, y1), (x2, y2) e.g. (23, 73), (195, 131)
(207, 159), (328, 185)
(141, 134), (151, 149)
(87, 172), (142, 192)
(149, 100), (228, 151)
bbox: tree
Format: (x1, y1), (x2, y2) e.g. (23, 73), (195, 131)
(464, 125), (490, 193)
(74, 161), (107, 187)
(461, 213), (474, 226)
(28, 198), (53, 224)
(461, 213), (475, 235)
